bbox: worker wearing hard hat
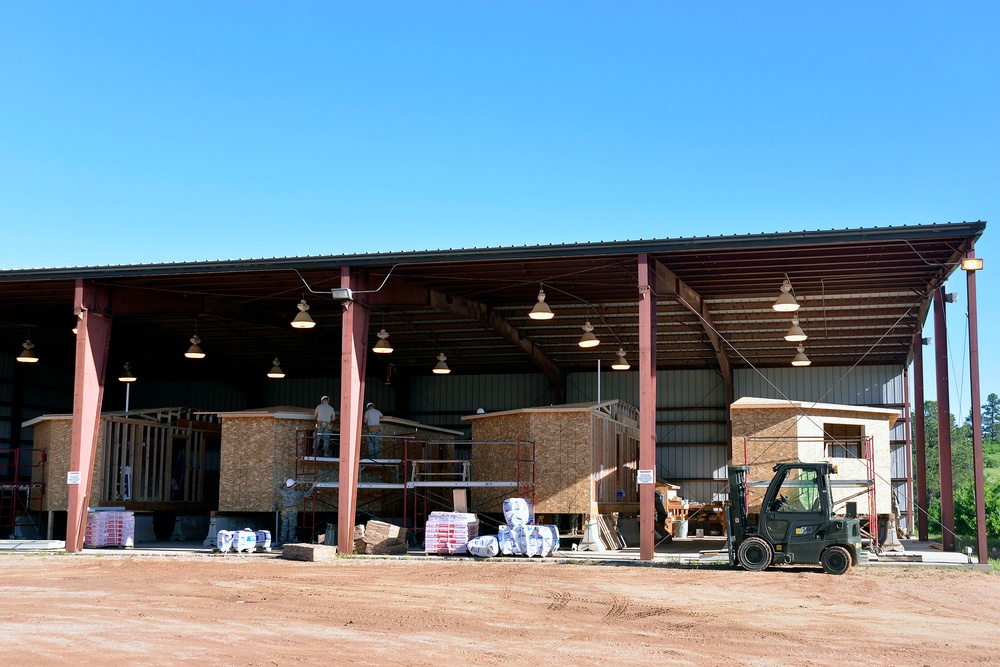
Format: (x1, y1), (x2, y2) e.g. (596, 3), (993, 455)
(313, 395), (337, 457)
(362, 402), (384, 458)
(277, 478), (317, 546)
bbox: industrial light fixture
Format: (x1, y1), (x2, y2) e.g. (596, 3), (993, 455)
(783, 316), (807, 342)
(791, 344), (811, 367)
(528, 287), (554, 320)
(291, 298), (316, 329)
(578, 321), (600, 348)
(184, 334), (206, 359)
(611, 348), (630, 370)
(118, 362), (136, 383)
(433, 352), (451, 375)
(921, 337), (931, 345)
(16, 339), (38, 363)
(72, 317), (79, 335)
(267, 357), (285, 379)
(961, 257), (983, 271)
(944, 292), (960, 303)
(772, 278), (800, 312)
(373, 328), (393, 354)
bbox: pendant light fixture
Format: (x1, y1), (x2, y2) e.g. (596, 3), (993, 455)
(291, 298), (316, 329)
(373, 314), (393, 355)
(433, 352), (451, 375)
(611, 347), (630, 370)
(784, 316), (807, 342)
(772, 278), (800, 312)
(791, 344), (811, 367)
(184, 334), (205, 359)
(578, 321), (600, 348)
(528, 287), (554, 320)
(267, 357), (285, 379)
(16, 339), (39, 363)
(118, 362), (136, 382)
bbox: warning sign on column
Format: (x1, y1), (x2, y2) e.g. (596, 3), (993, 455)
(637, 469), (655, 485)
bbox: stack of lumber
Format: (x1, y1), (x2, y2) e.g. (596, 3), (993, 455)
(360, 520), (408, 555)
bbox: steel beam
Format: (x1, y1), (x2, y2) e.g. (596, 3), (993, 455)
(933, 287), (955, 551)
(337, 269), (370, 555)
(638, 254), (657, 561)
(66, 280), (112, 553)
(912, 332), (928, 540)
(965, 245), (987, 564)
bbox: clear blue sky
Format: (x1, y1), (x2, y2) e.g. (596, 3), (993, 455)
(1, 2), (996, 416)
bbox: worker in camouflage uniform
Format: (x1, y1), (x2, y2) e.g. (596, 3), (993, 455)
(278, 478), (316, 545)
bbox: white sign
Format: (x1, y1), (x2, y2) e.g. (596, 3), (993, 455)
(67, 471), (81, 485)
(637, 469), (655, 485)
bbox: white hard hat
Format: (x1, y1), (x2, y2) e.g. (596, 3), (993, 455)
(476, 408), (485, 414)
(366, 402), (374, 408)
(286, 478), (295, 487)
(320, 395), (329, 402)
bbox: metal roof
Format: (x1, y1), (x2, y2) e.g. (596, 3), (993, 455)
(0, 221), (985, 386)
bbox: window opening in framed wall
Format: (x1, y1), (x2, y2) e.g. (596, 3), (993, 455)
(824, 423), (865, 459)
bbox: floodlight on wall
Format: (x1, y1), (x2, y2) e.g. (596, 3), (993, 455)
(267, 357), (285, 379)
(432, 352), (451, 375)
(72, 318), (79, 335)
(528, 287), (554, 320)
(578, 321), (600, 348)
(16, 339), (38, 363)
(944, 292), (960, 303)
(372, 328), (393, 354)
(791, 344), (811, 367)
(961, 257), (984, 271)
(921, 337), (931, 345)
(784, 316), (807, 342)
(184, 334), (206, 359)
(772, 278), (800, 312)
(611, 348), (630, 370)
(118, 362), (136, 383)
(291, 298), (316, 329)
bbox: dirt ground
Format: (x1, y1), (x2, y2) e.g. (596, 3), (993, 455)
(1, 553), (997, 666)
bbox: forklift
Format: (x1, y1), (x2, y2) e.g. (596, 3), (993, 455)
(725, 462), (863, 574)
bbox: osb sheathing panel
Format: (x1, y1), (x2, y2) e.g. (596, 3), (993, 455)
(733, 407), (893, 515)
(31, 418), (106, 512)
(219, 416), (313, 512)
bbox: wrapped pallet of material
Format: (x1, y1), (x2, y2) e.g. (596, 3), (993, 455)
(497, 525), (516, 555)
(234, 528), (257, 553)
(502, 498), (535, 527)
(536, 525), (560, 555)
(424, 512), (479, 554)
(84, 510), (135, 548)
(216, 530), (235, 552)
(255, 530), (272, 552)
(467, 535), (500, 558)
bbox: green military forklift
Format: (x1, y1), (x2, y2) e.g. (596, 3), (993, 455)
(725, 462), (863, 574)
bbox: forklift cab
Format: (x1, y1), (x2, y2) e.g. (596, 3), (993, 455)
(759, 465), (831, 565)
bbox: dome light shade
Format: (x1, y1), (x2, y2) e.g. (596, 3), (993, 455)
(118, 362), (136, 382)
(291, 299), (316, 329)
(784, 316), (807, 342)
(372, 328), (393, 354)
(433, 352), (451, 374)
(578, 321), (600, 348)
(16, 339), (38, 363)
(611, 348), (630, 370)
(791, 344), (811, 367)
(772, 278), (800, 312)
(184, 334), (206, 359)
(529, 288), (554, 320)
(267, 357), (285, 378)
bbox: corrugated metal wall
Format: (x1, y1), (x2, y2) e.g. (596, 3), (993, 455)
(734, 365), (906, 406)
(409, 373), (556, 433)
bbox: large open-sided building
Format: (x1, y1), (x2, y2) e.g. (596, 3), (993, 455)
(0, 220), (989, 559)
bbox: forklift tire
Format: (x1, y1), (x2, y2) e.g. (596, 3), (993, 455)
(820, 546), (852, 575)
(737, 536), (772, 572)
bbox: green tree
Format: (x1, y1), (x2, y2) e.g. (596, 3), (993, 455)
(953, 479), (1000, 540)
(982, 393), (1000, 442)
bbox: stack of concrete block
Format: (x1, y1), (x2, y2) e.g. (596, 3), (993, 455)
(362, 520), (408, 555)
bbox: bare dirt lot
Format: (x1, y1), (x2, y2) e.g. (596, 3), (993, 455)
(0, 554), (997, 666)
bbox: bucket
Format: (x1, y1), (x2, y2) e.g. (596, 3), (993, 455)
(674, 520), (689, 539)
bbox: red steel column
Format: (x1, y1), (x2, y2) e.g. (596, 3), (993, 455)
(912, 332), (928, 540)
(965, 246), (987, 564)
(338, 268), (369, 554)
(903, 366), (914, 537)
(66, 280), (112, 553)
(638, 254), (657, 561)
(933, 287), (955, 552)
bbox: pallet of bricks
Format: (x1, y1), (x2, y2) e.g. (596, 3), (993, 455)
(84, 510), (135, 548)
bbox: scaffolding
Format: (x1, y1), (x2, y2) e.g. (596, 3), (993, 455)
(0, 447), (46, 539)
(293, 429), (535, 546)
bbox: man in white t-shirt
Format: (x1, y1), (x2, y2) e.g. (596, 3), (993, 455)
(363, 402), (383, 458)
(314, 395), (337, 457)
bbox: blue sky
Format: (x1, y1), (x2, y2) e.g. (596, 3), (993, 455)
(1, 2), (996, 416)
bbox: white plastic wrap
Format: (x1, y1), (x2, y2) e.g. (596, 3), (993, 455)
(466, 535), (500, 558)
(502, 498), (535, 527)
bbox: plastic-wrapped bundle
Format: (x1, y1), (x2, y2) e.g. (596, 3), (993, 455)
(535, 525), (560, 555)
(497, 525), (516, 555)
(467, 535), (500, 558)
(425, 512), (479, 554)
(255, 530), (272, 552)
(502, 497), (535, 527)
(234, 528), (257, 553)
(216, 530), (235, 552)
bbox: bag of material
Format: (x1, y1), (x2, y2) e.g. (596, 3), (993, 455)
(502, 497), (535, 527)
(467, 535), (500, 558)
